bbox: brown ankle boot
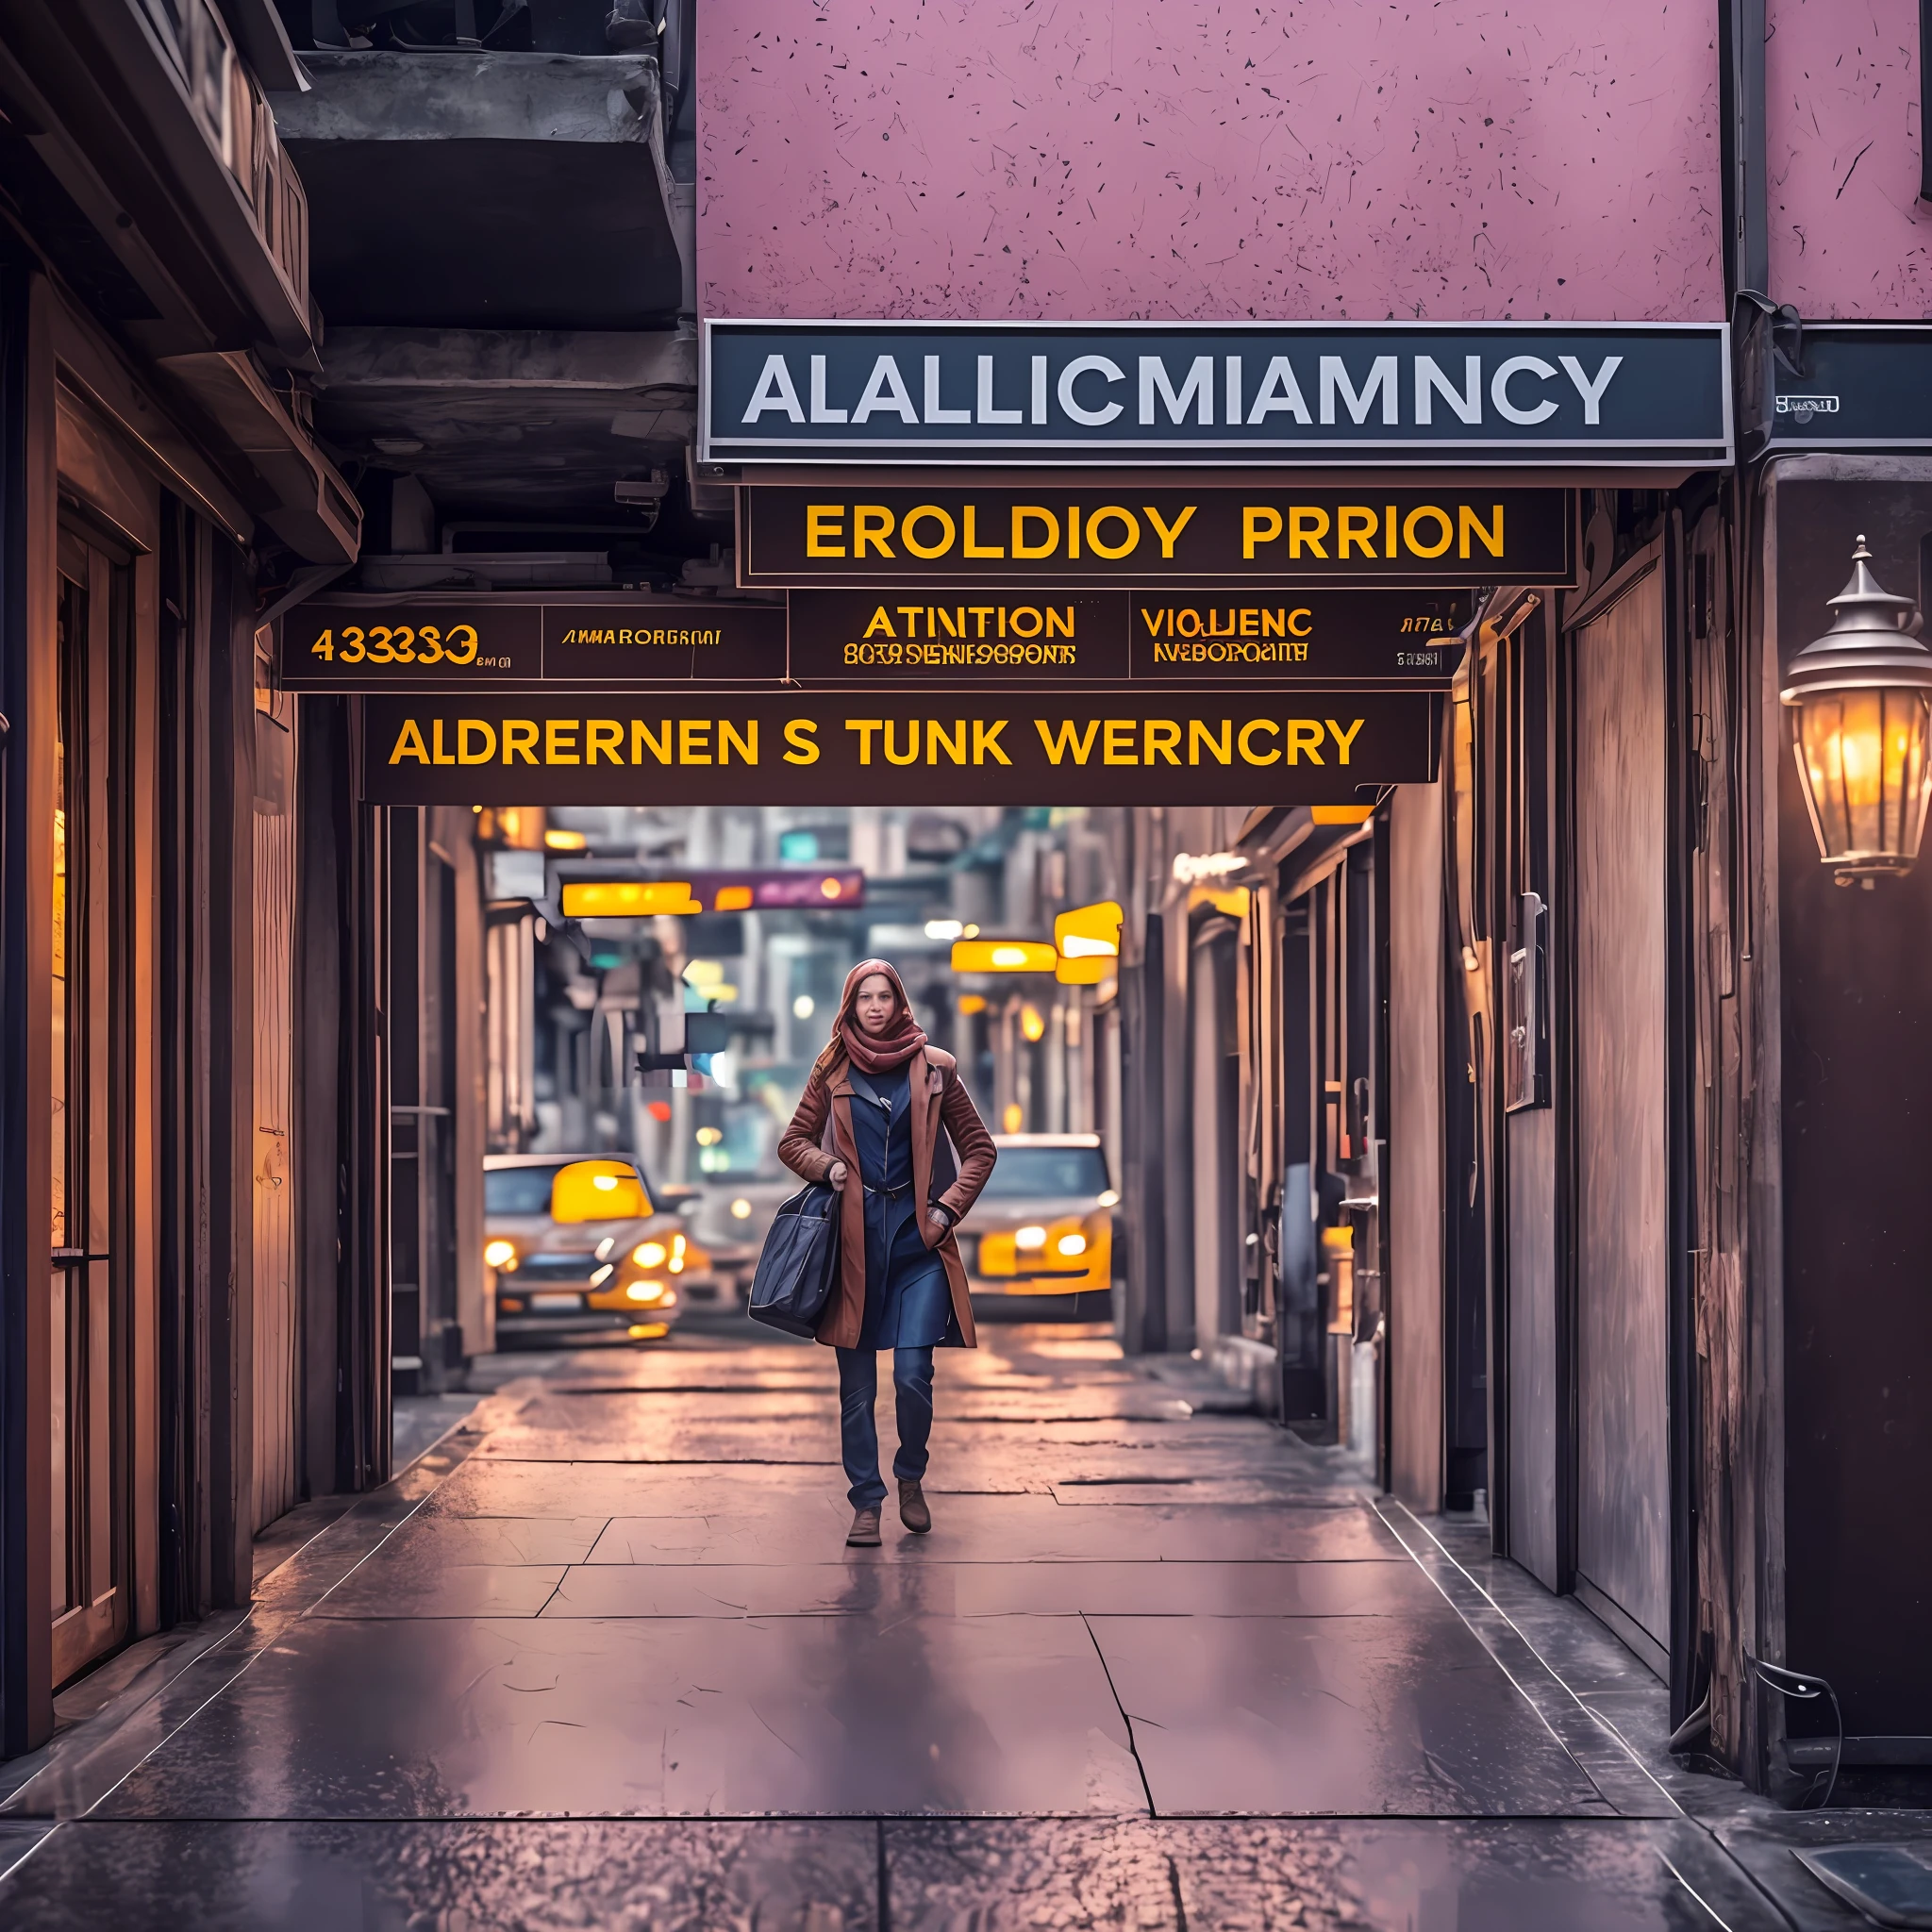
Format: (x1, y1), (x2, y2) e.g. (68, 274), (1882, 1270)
(846, 1506), (882, 1547)
(898, 1479), (932, 1533)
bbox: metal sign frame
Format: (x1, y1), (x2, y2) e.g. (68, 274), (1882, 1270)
(701, 318), (1734, 468)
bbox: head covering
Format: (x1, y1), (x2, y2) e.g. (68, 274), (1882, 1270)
(825, 958), (927, 1076)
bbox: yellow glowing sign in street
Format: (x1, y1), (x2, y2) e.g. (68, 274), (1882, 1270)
(1054, 900), (1124, 958)
(952, 939), (1058, 974)
(560, 879), (702, 917)
(1056, 955), (1114, 986)
(1052, 899), (1124, 985)
(1194, 886), (1252, 920)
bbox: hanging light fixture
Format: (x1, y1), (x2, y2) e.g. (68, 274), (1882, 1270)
(1782, 536), (1932, 885)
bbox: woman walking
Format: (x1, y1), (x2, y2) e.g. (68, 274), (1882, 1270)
(778, 959), (996, 1547)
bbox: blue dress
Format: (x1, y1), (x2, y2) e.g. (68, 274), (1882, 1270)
(848, 1063), (954, 1349)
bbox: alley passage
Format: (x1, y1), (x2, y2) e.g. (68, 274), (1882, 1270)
(0, 1327), (1801, 1927)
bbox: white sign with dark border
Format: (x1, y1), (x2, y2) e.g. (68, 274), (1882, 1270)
(701, 320), (1732, 467)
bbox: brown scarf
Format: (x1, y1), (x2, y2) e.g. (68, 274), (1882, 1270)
(830, 958), (928, 1075)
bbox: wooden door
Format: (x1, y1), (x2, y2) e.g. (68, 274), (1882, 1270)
(50, 525), (132, 1684)
(1571, 557), (1672, 1670)
(251, 633), (299, 1531)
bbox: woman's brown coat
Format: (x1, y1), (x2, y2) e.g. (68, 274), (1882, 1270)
(777, 1045), (996, 1349)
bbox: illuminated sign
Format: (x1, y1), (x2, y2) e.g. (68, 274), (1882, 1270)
(951, 940), (1058, 973)
(787, 589), (1467, 684)
(557, 872), (864, 915)
(559, 881), (702, 917)
(741, 489), (1571, 588)
(701, 321), (1731, 465)
(279, 598), (787, 692)
(361, 691), (1438, 808)
(279, 587), (1469, 691)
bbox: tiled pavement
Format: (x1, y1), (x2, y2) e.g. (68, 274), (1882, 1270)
(0, 1323), (1923, 1927)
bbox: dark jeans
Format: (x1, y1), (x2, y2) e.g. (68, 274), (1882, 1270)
(836, 1345), (935, 1508)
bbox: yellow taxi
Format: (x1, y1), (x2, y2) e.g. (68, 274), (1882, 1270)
(484, 1154), (714, 1345)
(961, 1133), (1119, 1317)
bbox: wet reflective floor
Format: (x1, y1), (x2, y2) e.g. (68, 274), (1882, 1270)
(0, 1324), (1912, 1926)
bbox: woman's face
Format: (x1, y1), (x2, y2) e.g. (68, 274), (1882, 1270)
(852, 973), (899, 1037)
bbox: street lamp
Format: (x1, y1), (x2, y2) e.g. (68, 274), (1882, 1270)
(1782, 536), (1932, 885)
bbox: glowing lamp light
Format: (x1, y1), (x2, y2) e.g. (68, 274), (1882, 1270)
(632, 1240), (669, 1268)
(483, 1239), (516, 1269)
(543, 828), (587, 850)
(730, 1197), (754, 1220)
(1782, 536), (1932, 885)
(819, 875), (844, 899)
(1020, 1004), (1047, 1042)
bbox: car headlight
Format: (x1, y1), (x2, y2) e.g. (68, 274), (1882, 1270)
(730, 1197), (753, 1220)
(590, 1263), (613, 1286)
(1056, 1232), (1088, 1257)
(1016, 1224), (1047, 1250)
(625, 1280), (666, 1304)
(484, 1239), (516, 1269)
(632, 1240), (668, 1268)
(668, 1232), (688, 1274)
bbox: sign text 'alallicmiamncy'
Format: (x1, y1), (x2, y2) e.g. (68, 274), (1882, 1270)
(702, 321), (1731, 465)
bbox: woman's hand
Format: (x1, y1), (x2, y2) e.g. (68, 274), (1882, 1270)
(926, 1208), (951, 1240)
(826, 1160), (848, 1186)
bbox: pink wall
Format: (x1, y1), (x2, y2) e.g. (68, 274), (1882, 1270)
(1767, 0), (1932, 316)
(700, 2), (1723, 324)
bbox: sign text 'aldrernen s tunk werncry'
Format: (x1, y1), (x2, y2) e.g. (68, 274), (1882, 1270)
(359, 691), (1441, 808)
(702, 322), (1731, 466)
